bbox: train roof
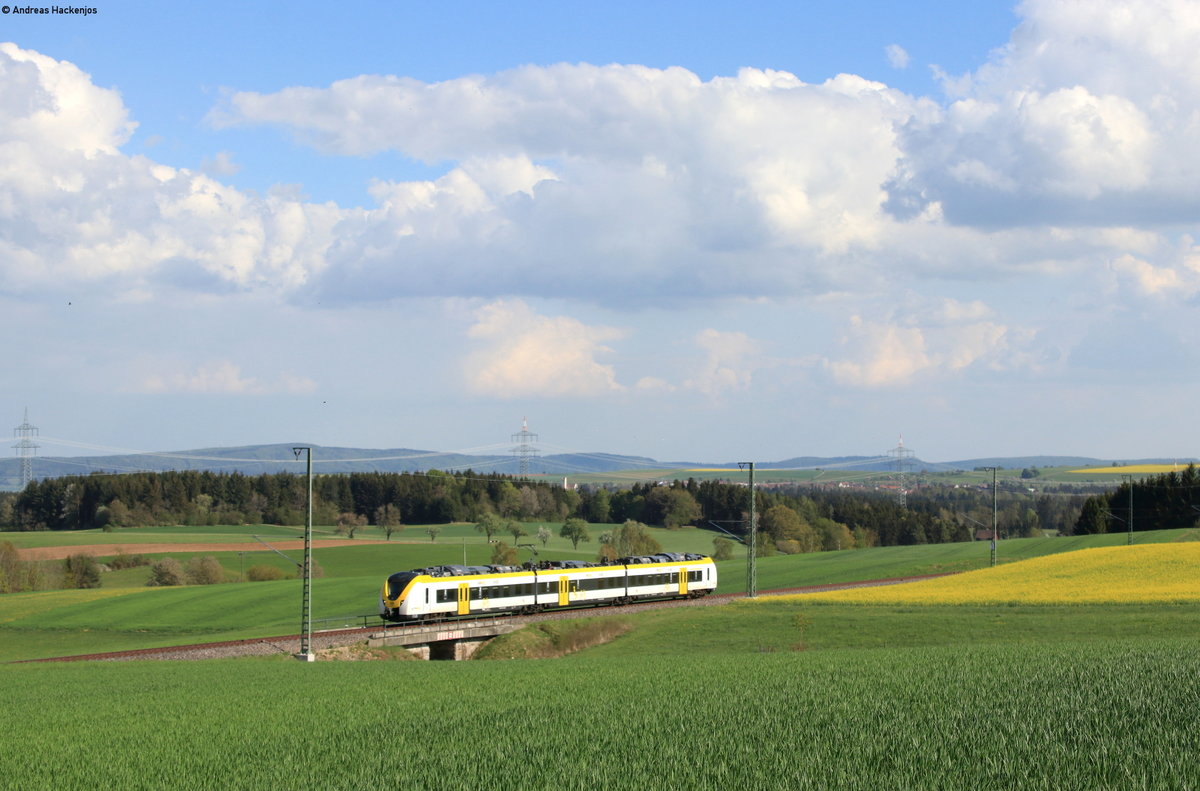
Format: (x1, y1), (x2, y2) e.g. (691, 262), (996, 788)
(405, 553), (710, 578)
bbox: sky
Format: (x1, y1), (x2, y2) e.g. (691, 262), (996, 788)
(3, 0), (1199, 465)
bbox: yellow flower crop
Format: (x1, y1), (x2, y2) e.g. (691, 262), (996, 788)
(1070, 464), (1182, 474)
(783, 544), (1200, 605)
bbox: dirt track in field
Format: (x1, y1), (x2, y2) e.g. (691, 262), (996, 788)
(16, 539), (397, 561)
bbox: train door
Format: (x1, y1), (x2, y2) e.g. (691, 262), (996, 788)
(457, 583), (470, 616)
(679, 568), (688, 596)
(557, 576), (569, 607)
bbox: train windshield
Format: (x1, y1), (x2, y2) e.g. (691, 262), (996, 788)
(386, 572), (419, 600)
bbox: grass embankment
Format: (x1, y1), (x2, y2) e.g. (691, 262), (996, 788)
(473, 617), (632, 660)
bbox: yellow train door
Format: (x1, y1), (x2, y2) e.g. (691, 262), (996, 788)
(457, 583), (470, 615)
(557, 576), (569, 607)
(679, 568), (688, 596)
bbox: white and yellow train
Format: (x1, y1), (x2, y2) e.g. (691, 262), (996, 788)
(380, 552), (717, 622)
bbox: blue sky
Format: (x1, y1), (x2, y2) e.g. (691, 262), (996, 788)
(3, 0), (1199, 465)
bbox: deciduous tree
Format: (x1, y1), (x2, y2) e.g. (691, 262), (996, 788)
(336, 512), (367, 539)
(475, 512), (503, 541)
(560, 518), (591, 550)
(375, 503), (403, 540)
(611, 520), (662, 557)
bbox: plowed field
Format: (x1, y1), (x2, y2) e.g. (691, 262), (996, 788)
(16, 539), (394, 561)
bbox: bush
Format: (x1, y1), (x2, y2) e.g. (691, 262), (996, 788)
(109, 551), (150, 570)
(490, 541), (519, 565)
(147, 557), (186, 587)
(63, 554), (101, 589)
(712, 537), (735, 561)
(186, 556), (226, 585)
(1, 541), (24, 593)
(246, 564), (285, 582)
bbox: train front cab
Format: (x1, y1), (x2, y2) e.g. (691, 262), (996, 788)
(380, 571), (421, 620)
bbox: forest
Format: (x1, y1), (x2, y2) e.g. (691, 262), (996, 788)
(1074, 464), (1200, 535)
(0, 464), (1157, 552)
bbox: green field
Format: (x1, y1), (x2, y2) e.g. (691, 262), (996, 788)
(2, 525), (1197, 661)
(1, 636), (1195, 789)
(2, 525), (1198, 788)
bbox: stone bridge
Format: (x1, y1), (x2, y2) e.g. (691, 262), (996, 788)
(367, 620), (524, 660)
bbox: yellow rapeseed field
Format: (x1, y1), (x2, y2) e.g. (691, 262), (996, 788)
(1070, 464), (1182, 474)
(785, 544), (1200, 605)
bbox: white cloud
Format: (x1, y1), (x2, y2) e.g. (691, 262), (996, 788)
(886, 44), (910, 70)
(4, 6), (1200, 408)
(464, 300), (626, 398)
(136, 361), (317, 395)
(201, 151), (241, 177)
(892, 0), (1200, 226)
(826, 317), (932, 387)
(1110, 237), (1200, 299)
(635, 376), (676, 393)
(0, 43), (340, 298)
(219, 62), (922, 271)
(684, 329), (761, 396)
(825, 310), (1026, 388)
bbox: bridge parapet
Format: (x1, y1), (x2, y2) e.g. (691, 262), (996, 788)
(368, 620), (523, 660)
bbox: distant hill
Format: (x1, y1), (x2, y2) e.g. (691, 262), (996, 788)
(945, 456), (1197, 471)
(2, 444), (1194, 491)
(0, 443), (679, 490)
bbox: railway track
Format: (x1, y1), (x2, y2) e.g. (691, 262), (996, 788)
(15, 573), (953, 663)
